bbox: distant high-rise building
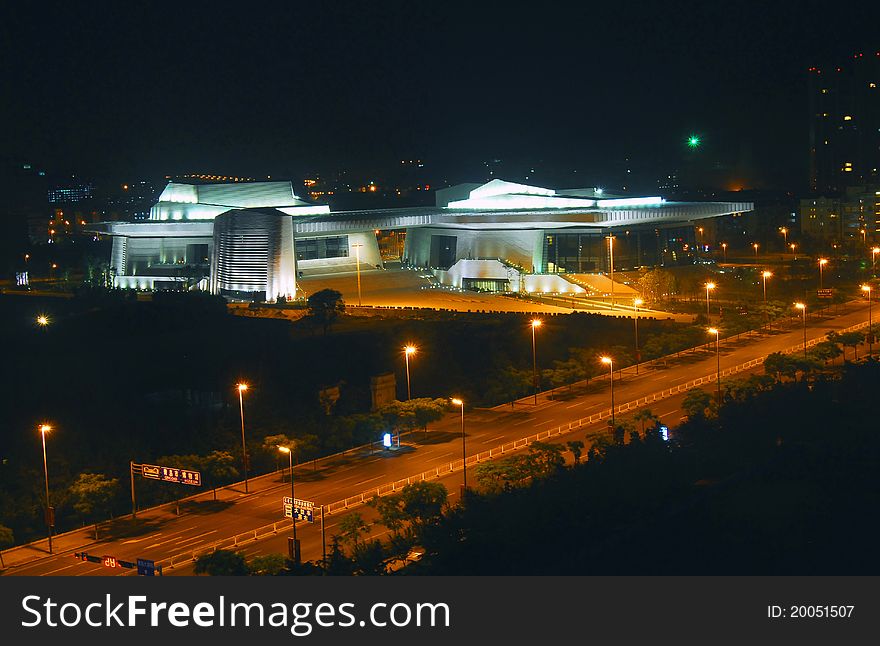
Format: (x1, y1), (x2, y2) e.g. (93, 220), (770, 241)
(808, 52), (880, 194)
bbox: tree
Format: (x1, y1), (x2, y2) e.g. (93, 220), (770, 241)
(475, 455), (531, 494)
(682, 388), (715, 420)
(485, 364), (532, 406)
(399, 481), (447, 529)
(69, 473), (119, 539)
(633, 408), (660, 435)
(524, 442), (565, 478)
(566, 440), (584, 465)
(838, 331), (866, 361)
(764, 352), (799, 382)
(371, 494), (408, 534)
(307, 289), (345, 335)
(411, 398), (449, 435)
(325, 536), (354, 575)
(338, 512), (370, 549)
(248, 553), (288, 576)
(194, 549), (249, 576)
(0, 524), (13, 568)
(809, 340), (842, 365)
(201, 451), (239, 500)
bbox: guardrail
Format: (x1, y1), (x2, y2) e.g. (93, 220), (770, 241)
(159, 316), (873, 569)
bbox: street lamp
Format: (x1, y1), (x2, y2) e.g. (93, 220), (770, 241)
(863, 285), (873, 356)
(530, 319), (542, 405)
(403, 345), (416, 400)
(351, 242), (364, 306)
(236, 383), (250, 493)
(762, 271), (772, 331)
(600, 356), (614, 427)
(633, 298), (643, 375)
(780, 227), (788, 248)
(790, 242), (797, 260)
(721, 242), (727, 263)
(451, 398), (466, 492)
(39, 424), (53, 553)
(708, 328), (721, 405)
(872, 247), (879, 276)
(277, 445), (298, 562)
(705, 282), (716, 324)
(794, 303), (807, 357)
(818, 258), (828, 290)
(697, 227), (704, 253)
(36, 314), (49, 328)
(753, 242), (759, 257)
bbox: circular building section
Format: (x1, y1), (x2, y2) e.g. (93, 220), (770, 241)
(210, 208), (297, 302)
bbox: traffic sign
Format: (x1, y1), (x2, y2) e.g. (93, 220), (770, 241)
(283, 497), (315, 522)
(137, 558), (157, 576)
(817, 288), (834, 299)
(74, 552), (162, 575)
(141, 463), (201, 486)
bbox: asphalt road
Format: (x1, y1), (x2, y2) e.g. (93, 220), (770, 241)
(5, 300), (870, 576)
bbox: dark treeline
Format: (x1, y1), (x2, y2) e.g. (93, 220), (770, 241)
(406, 361), (880, 574)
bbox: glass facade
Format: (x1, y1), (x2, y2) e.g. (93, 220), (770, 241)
(541, 227), (696, 273)
(295, 235), (349, 261)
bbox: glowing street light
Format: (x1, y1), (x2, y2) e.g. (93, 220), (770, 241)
(277, 445), (298, 558)
(697, 227), (704, 253)
(779, 227), (788, 248)
(794, 303), (807, 357)
(872, 247), (879, 275)
(818, 258), (828, 290)
(236, 383), (250, 493)
(530, 319), (542, 405)
(403, 345), (417, 400)
(351, 242), (364, 307)
(863, 285), (873, 356)
(790, 242), (797, 260)
(600, 356), (615, 427)
(721, 242), (728, 263)
(705, 282), (716, 324)
(606, 235), (615, 311)
(36, 314), (49, 327)
(39, 424), (53, 553)
(708, 328), (721, 405)
(451, 398), (467, 492)
(752, 242), (759, 257)
(633, 298), (644, 375)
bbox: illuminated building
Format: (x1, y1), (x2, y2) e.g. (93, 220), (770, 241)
(90, 178), (752, 300)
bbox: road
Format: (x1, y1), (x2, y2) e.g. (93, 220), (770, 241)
(3, 300), (871, 576)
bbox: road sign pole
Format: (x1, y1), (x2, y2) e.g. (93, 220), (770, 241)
(130, 461), (137, 518)
(321, 505), (326, 575)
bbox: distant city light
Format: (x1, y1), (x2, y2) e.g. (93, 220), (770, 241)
(687, 134), (701, 148)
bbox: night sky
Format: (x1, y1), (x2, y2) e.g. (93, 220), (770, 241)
(2, 1), (878, 190)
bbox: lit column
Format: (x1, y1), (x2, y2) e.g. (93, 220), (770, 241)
(451, 398), (466, 492)
(278, 445), (298, 562)
(237, 383), (250, 493)
(818, 258), (828, 290)
(607, 235), (615, 311)
(795, 303), (807, 357)
(352, 242), (364, 306)
(863, 285), (873, 356)
(708, 328), (721, 406)
(530, 319), (542, 404)
(39, 424), (53, 553)
(600, 356), (614, 427)
(705, 282), (715, 324)
(403, 345), (416, 400)
(633, 298), (643, 375)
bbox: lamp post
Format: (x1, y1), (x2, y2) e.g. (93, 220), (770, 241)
(607, 235), (615, 311)
(403, 345), (416, 400)
(36, 314), (49, 328)
(39, 424), (53, 553)
(762, 271), (772, 331)
(600, 356), (614, 427)
(795, 303), (807, 357)
(721, 242), (727, 263)
(863, 285), (873, 356)
(633, 298), (643, 375)
(708, 328), (721, 406)
(697, 227), (704, 254)
(352, 242), (364, 306)
(872, 247), (879, 276)
(237, 383), (250, 493)
(790, 242), (797, 260)
(753, 242), (759, 257)
(530, 319), (542, 404)
(780, 227), (788, 249)
(818, 258), (828, 290)
(278, 445), (298, 562)
(451, 398), (466, 493)
(705, 282), (715, 324)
